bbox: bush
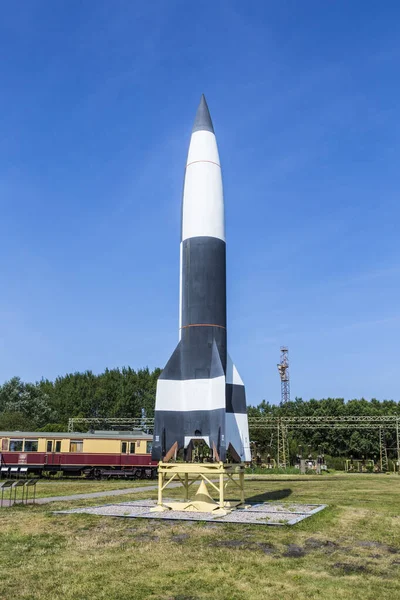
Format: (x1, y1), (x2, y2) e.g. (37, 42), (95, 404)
(324, 455), (346, 471)
(246, 466), (302, 475)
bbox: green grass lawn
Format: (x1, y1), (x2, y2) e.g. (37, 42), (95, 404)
(0, 474), (399, 600)
(26, 478), (155, 498)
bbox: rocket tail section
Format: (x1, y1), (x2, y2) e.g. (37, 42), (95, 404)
(152, 337), (227, 461)
(152, 346), (250, 463)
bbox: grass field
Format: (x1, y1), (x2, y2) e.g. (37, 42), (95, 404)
(25, 478), (155, 499)
(0, 474), (399, 600)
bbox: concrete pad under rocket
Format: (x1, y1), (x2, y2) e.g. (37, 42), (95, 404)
(152, 95), (250, 463)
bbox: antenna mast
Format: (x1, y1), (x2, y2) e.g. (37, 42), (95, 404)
(277, 346), (290, 404)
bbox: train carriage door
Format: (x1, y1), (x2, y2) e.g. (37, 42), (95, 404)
(55, 440), (62, 465)
(121, 441), (128, 466)
(45, 440), (62, 466)
(128, 442), (136, 467)
(45, 440), (52, 465)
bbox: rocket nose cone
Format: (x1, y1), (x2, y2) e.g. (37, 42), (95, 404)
(192, 94), (215, 134)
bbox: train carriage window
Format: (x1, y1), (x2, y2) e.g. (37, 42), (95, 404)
(130, 443), (135, 454)
(9, 439), (23, 452)
(2, 438), (9, 451)
(55, 441), (61, 453)
(47, 441), (53, 452)
(70, 440), (83, 453)
(146, 441), (153, 454)
(121, 442), (128, 454)
(24, 440), (38, 452)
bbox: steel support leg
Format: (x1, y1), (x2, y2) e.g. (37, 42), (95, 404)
(219, 473), (224, 508)
(157, 469), (163, 506)
(239, 471), (245, 505)
(184, 473), (189, 501)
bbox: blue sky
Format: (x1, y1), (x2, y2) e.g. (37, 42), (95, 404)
(0, 1), (399, 404)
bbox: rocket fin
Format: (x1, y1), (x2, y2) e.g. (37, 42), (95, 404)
(158, 340), (182, 381)
(225, 354), (251, 462)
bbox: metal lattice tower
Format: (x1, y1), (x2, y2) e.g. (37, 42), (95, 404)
(277, 420), (289, 468)
(277, 346), (290, 404)
(379, 427), (389, 472)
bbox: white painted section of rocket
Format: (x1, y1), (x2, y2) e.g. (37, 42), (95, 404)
(152, 376), (226, 412)
(181, 130), (225, 242)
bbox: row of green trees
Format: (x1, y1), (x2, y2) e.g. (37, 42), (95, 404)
(0, 369), (398, 460)
(0, 368), (161, 431)
(249, 398), (400, 460)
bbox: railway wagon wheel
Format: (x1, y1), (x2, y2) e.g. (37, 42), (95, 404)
(134, 468), (143, 479)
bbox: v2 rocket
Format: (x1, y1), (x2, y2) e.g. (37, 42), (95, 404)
(152, 95), (250, 463)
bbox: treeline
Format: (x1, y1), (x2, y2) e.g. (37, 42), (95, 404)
(249, 398), (400, 460)
(0, 369), (398, 459)
(0, 368), (161, 431)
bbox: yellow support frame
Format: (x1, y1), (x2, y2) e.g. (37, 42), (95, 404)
(156, 461), (246, 510)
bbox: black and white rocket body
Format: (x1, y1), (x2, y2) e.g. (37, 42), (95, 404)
(152, 96), (250, 463)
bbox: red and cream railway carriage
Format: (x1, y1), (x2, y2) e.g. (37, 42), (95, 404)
(0, 430), (158, 478)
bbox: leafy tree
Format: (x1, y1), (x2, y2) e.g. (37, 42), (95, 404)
(0, 377), (54, 427)
(0, 411), (36, 431)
